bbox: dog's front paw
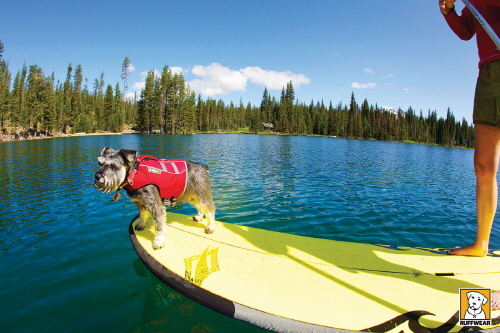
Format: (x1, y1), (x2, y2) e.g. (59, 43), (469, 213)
(153, 235), (166, 249)
(193, 215), (203, 222)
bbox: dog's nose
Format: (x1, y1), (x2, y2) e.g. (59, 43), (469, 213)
(95, 172), (104, 183)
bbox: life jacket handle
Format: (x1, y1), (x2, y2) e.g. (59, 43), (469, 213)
(136, 155), (159, 162)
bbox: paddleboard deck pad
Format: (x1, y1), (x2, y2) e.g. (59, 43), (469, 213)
(129, 213), (500, 332)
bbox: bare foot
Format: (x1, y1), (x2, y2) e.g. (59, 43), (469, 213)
(493, 290), (500, 311)
(446, 243), (488, 257)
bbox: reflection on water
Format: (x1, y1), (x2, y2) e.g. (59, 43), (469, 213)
(0, 134), (497, 332)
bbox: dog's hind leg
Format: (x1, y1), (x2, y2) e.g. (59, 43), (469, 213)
(205, 210), (216, 234)
(193, 206), (205, 223)
(193, 202), (216, 234)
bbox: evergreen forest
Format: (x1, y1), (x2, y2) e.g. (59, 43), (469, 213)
(0, 41), (475, 148)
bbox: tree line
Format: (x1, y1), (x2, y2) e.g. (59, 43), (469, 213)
(253, 86), (474, 148)
(0, 41), (474, 147)
(0, 60), (135, 135)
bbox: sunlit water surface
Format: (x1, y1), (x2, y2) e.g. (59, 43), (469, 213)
(1, 134), (498, 332)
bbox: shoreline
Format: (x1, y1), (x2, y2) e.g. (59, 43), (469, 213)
(0, 131), (137, 143)
(0, 130), (473, 150)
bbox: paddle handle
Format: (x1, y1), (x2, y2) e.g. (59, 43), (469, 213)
(461, 0), (500, 50)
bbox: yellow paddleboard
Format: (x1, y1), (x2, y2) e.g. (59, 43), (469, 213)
(129, 212), (500, 332)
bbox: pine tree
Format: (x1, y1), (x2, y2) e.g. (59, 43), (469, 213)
(42, 73), (57, 133)
(260, 87), (276, 132)
(121, 57), (131, 97)
(179, 87), (196, 133)
(285, 81), (295, 133)
(158, 66), (173, 132)
(25, 64), (46, 131)
(92, 76), (102, 129)
(196, 95), (207, 132)
(99, 71), (105, 93)
(446, 108), (456, 146)
(61, 64), (73, 133)
(250, 97), (261, 133)
(103, 84), (114, 131)
(361, 99), (371, 139)
(278, 88), (286, 133)
(166, 72), (186, 133)
(348, 92), (358, 138)
(0, 58), (11, 130)
(95, 72), (105, 129)
(71, 64), (83, 130)
(11, 64), (27, 130)
(110, 83), (123, 132)
(136, 70), (156, 133)
(237, 99), (246, 129)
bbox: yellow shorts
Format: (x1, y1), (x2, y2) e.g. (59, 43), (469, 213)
(473, 59), (500, 127)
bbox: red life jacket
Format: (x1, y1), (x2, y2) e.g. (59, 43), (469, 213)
(122, 155), (187, 200)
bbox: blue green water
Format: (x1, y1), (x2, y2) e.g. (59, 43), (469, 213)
(1, 134), (498, 332)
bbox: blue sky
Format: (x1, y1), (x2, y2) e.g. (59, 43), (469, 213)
(2, 0), (481, 122)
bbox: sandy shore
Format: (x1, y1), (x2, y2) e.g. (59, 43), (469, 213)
(0, 131), (138, 143)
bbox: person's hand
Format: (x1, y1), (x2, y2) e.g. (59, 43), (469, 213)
(439, 0), (456, 14)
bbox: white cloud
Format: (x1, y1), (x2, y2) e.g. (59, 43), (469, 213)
(240, 66), (310, 90)
(383, 73), (394, 78)
(132, 81), (145, 90)
(403, 88), (410, 94)
(364, 68), (374, 74)
(127, 63), (135, 72)
(189, 63), (248, 96)
(187, 63), (311, 97)
(351, 82), (377, 89)
(170, 66), (184, 75)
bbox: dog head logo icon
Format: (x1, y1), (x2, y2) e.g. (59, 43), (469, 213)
(459, 289), (492, 326)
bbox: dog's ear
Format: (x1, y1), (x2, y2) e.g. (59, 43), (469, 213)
(98, 147), (113, 164)
(99, 147), (112, 156)
(120, 149), (138, 164)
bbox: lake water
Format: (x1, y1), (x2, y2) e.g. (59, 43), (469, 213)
(1, 134), (499, 332)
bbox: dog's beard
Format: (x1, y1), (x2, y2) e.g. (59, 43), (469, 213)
(94, 168), (126, 193)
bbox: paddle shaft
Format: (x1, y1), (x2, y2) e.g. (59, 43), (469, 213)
(461, 0), (500, 50)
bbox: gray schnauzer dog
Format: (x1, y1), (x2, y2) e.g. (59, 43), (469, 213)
(94, 147), (216, 249)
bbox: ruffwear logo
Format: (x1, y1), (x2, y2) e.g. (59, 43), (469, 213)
(459, 288), (492, 326)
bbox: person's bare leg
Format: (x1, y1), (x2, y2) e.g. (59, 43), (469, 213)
(493, 290), (500, 310)
(448, 124), (500, 256)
